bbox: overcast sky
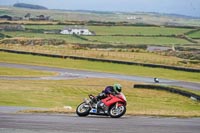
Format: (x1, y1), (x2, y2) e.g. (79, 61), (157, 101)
(0, 0), (199, 17)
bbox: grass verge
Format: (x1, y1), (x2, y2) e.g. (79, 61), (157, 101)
(0, 66), (56, 77)
(0, 78), (200, 117)
(0, 52), (200, 82)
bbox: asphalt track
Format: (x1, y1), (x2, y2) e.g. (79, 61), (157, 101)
(0, 113), (200, 133)
(0, 62), (200, 90)
(0, 62), (200, 133)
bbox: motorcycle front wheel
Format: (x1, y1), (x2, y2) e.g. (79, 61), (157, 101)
(109, 104), (126, 118)
(76, 102), (91, 117)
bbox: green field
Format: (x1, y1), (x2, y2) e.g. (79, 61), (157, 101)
(0, 52), (200, 82)
(85, 36), (191, 45)
(1, 26), (194, 46)
(188, 30), (200, 39)
(25, 25), (192, 36)
(25, 25), (64, 30)
(1, 31), (91, 44)
(89, 26), (192, 35)
(0, 67), (56, 77)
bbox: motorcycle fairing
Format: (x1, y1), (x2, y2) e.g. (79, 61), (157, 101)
(101, 94), (125, 107)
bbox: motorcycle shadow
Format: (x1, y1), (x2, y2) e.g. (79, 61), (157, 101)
(75, 115), (128, 119)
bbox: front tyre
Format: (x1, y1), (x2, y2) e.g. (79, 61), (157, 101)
(109, 104), (126, 118)
(76, 102), (91, 117)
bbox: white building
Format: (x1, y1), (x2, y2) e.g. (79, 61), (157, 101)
(60, 26), (93, 35)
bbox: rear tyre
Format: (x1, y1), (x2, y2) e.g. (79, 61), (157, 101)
(76, 102), (91, 117)
(109, 104), (126, 118)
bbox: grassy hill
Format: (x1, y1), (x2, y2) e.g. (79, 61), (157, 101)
(0, 6), (200, 26)
(13, 3), (48, 10)
(0, 6), (199, 68)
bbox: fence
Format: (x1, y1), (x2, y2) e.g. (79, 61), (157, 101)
(0, 48), (200, 72)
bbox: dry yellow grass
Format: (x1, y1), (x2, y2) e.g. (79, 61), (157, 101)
(1, 44), (199, 68)
(1, 78), (199, 117)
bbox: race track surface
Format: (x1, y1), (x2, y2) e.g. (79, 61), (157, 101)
(0, 63), (200, 133)
(0, 62), (200, 90)
(0, 113), (200, 133)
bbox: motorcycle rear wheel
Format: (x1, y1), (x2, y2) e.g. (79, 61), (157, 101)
(109, 104), (126, 118)
(76, 102), (91, 117)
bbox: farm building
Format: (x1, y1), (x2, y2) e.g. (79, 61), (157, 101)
(60, 26), (94, 35)
(29, 15), (50, 21)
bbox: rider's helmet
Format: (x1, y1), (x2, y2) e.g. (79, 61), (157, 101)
(113, 84), (122, 94)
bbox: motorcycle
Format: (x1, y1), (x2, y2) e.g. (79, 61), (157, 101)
(76, 92), (127, 118)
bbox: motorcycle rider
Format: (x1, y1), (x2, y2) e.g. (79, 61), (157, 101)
(91, 84), (122, 104)
(93, 84), (122, 112)
(96, 83), (122, 101)
(76, 83), (126, 117)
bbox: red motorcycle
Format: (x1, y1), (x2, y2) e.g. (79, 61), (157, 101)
(76, 92), (127, 118)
